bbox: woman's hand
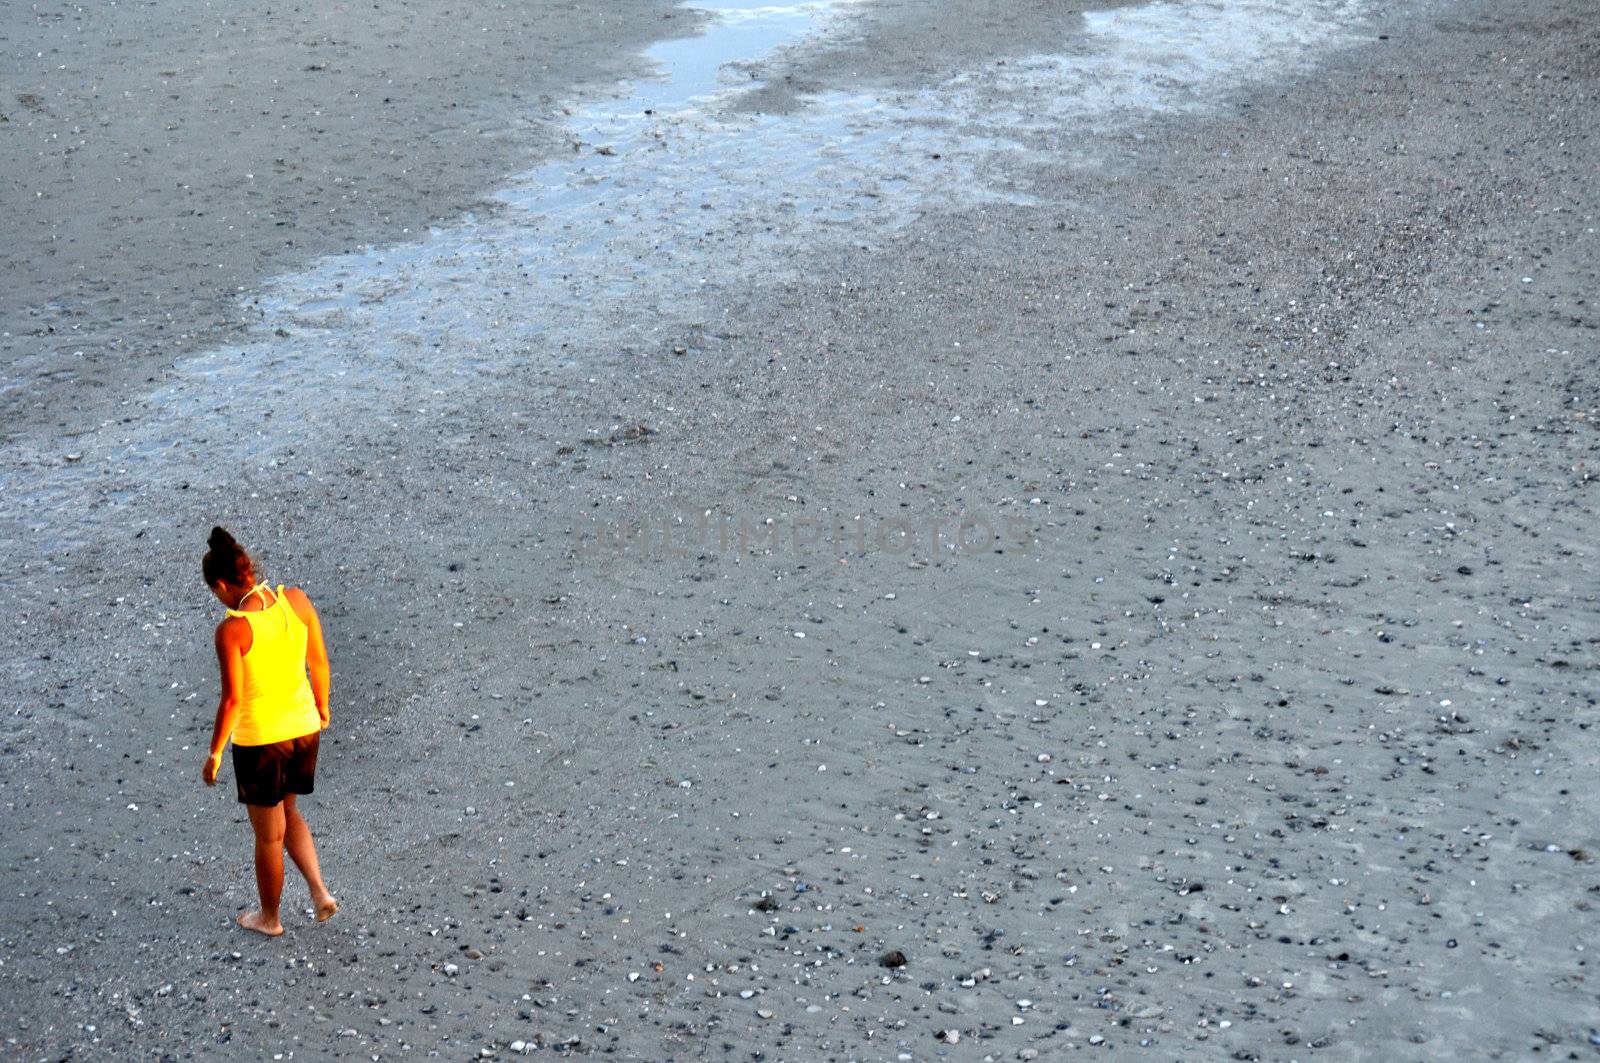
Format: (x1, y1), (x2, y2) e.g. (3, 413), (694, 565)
(318, 704), (331, 731)
(202, 751), (221, 786)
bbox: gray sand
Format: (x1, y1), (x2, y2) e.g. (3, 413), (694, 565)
(0, 0), (698, 429)
(2, 0), (1597, 1060)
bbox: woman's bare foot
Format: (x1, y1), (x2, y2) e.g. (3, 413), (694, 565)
(237, 910), (284, 936)
(312, 893), (339, 922)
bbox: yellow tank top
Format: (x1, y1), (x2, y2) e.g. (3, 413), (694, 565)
(226, 583), (321, 746)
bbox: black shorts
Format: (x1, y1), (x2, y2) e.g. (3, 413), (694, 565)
(232, 731), (320, 807)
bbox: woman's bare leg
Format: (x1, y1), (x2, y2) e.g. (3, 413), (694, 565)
(284, 794), (337, 920)
(240, 802), (286, 936)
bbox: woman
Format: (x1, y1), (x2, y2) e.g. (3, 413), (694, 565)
(202, 526), (338, 935)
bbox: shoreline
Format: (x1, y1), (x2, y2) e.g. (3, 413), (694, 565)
(0, 0), (699, 433)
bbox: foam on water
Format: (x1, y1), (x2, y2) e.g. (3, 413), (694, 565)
(2, 0), (1370, 552)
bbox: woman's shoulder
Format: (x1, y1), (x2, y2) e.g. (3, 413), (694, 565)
(214, 612), (251, 647)
(281, 586), (317, 621)
(215, 609), (250, 630)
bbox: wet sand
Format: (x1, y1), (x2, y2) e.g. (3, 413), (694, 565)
(0, 0), (696, 430)
(2, 0), (1598, 1060)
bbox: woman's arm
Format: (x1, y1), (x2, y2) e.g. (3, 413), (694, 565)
(205, 619), (247, 785)
(287, 588), (331, 728)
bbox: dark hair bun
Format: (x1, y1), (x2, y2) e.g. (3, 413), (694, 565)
(202, 526), (253, 586)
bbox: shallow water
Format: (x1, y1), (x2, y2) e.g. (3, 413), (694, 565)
(0, 0), (1371, 551)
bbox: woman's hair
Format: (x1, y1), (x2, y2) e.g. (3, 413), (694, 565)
(202, 526), (254, 586)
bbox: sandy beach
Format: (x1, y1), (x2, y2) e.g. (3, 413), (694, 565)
(0, 0), (696, 430)
(2, 0), (1597, 1059)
